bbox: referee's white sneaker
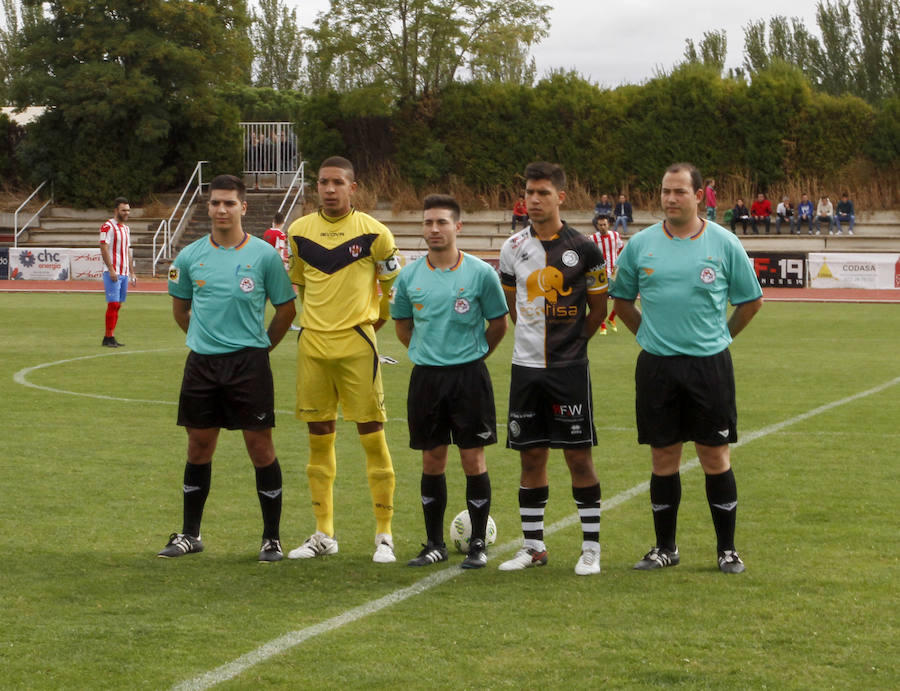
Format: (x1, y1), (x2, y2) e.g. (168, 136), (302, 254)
(288, 531), (338, 559)
(574, 544), (601, 575)
(373, 533), (396, 563)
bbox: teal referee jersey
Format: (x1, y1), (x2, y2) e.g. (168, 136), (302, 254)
(610, 220), (762, 357)
(390, 251), (508, 366)
(168, 233), (296, 355)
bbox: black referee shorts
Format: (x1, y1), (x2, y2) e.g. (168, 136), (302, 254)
(635, 349), (737, 448)
(177, 347), (275, 431)
(407, 359), (497, 450)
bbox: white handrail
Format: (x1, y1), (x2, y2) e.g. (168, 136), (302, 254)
(277, 161), (306, 226)
(152, 161), (207, 276)
(13, 180), (53, 247)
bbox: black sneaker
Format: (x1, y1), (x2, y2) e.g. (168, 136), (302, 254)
(157, 532), (204, 558)
(461, 538), (487, 569)
(717, 549), (745, 574)
(633, 546), (680, 570)
(407, 542), (448, 567)
(259, 538), (283, 562)
(101, 336), (117, 347)
(110, 338), (125, 347)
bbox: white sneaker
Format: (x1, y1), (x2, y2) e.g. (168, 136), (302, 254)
(498, 546), (548, 571)
(373, 533), (396, 563)
(288, 531), (338, 559)
(574, 546), (601, 575)
(849, 229), (854, 235)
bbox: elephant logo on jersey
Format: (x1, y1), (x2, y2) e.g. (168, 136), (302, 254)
(526, 266), (572, 304)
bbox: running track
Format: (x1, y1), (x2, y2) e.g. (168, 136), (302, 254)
(1, 280), (898, 303)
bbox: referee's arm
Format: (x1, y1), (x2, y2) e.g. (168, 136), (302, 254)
(727, 297), (763, 338)
(394, 318), (413, 349)
(613, 298), (641, 335)
(267, 299), (296, 350)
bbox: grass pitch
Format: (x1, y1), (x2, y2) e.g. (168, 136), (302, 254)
(1, 292), (898, 689)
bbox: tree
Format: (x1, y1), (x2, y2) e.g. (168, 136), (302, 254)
(11, 0), (252, 205)
(303, 0), (551, 102)
(0, 0), (42, 101)
(743, 20), (770, 73)
(684, 29), (727, 72)
(811, 0), (857, 96)
(250, 0), (303, 90)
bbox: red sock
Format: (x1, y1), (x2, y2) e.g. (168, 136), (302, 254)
(105, 302), (121, 337)
(608, 308), (617, 322)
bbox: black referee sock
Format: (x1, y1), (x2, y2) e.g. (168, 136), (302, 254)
(572, 483), (602, 544)
(705, 468), (737, 552)
(421, 472), (447, 546)
(519, 485), (549, 543)
(255, 459), (283, 541)
(465, 472), (491, 542)
(650, 472), (681, 552)
(182, 461), (211, 538)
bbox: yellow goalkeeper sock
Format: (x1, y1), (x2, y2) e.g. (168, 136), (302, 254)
(307, 432), (337, 537)
(360, 429), (395, 536)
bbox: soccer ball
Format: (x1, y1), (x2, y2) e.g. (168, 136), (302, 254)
(449, 510), (497, 554)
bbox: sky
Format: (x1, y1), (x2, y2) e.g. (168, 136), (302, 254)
(288, 0), (825, 87)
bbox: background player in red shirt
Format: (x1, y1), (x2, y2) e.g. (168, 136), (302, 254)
(589, 214), (624, 334)
(263, 211), (289, 268)
(750, 192), (772, 235)
(99, 196), (135, 347)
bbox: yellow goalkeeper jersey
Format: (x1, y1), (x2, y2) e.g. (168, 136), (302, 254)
(288, 208), (400, 333)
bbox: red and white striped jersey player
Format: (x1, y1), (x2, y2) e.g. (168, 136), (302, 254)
(588, 215), (623, 334)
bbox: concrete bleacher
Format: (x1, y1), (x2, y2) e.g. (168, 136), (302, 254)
(4, 201), (899, 276)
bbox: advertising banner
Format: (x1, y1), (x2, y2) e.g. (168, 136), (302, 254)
(7, 247), (69, 280)
(0, 247), (7, 280)
(66, 248), (105, 281)
(748, 251), (806, 288)
(808, 252), (900, 289)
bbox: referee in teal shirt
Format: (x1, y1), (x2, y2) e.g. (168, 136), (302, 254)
(391, 194), (508, 569)
(159, 174), (296, 562)
(612, 163), (763, 574)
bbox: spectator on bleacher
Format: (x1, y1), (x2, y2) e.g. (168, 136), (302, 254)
(775, 196), (795, 235)
(511, 195), (529, 231)
(613, 193), (633, 235)
(835, 193), (855, 235)
(730, 199), (750, 234)
(797, 193), (815, 234)
(704, 179), (717, 221)
(593, 193), (613, 223)
(815, 195), (834, 235)
(750, 193), (772, 235)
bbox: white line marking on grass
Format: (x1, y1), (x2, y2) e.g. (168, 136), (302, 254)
(173, 374), (900, 691)
(12, 349), (182, 404)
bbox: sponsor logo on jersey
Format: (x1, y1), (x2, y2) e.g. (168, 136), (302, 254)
(454, 298), (470, 314)
(700, 267), (716, 284)
(239, 277), (255, 292)
(349, 244), (362, 258)
(168, 267), (179, 282)
(526, 266), (572, 303)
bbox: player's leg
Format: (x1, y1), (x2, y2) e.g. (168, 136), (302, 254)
(291, 333), (341, 559)
(244, 428), (283, 562)
(407, 365), (450, 565)
(335, 334), (395, 562)
(634, 351), (684, 570)
(687, 349), (744, 574)
(500, 365), (550, 571)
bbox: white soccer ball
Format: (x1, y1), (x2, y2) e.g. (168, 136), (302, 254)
(449, 510), (497, 554)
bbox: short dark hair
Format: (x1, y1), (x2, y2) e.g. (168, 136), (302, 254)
(209, 174), (246, 201)
(665, 162), (703, 192)
(319, 156), (355, 180)
(524, 161), (565, 190)
(423, 193), (460, 222)
(592, 214), (611, 230)
(113, 196), (129, 208)
(273, 211), (285, 225)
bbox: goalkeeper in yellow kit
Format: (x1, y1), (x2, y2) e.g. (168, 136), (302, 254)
(286, 156), (401, 563)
